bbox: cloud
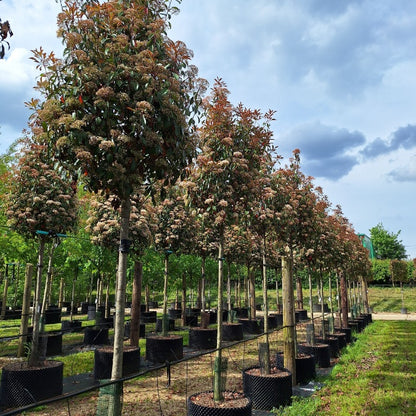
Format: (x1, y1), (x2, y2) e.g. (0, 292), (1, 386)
(361, 124), (416, 159)
(387, 154), (416, 182)
(280, 121), (365, 180)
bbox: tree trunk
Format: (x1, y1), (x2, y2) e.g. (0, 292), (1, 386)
(29, 237), (46, 367)
(110, 197), (131, 416)
(181, 271), (186, 327)
(361, 277), (370, 314)
(282, 252), (296, 385)
(308, 266), (315, 344)
(17, 264), (33, 358)
(248, 264), (256, 320)
(145, 284), (150, 312)
(296, 275), (303, 310)
(201, 256), (206, 312)
(1, 272), (8, 320)
(58, 278), (64, 309)
(275, 267), (281, 313)
(130, 260), (142, 347)
(261, 236), (270, 374)
(162, 253), (170, 336)
(339, 271), (349, 329)
(227, 262), (232, 322)
(41, 243), (58, 329)
(214, 241), (224, 402)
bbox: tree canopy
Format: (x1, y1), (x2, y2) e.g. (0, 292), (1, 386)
(369, 223), (407, 260)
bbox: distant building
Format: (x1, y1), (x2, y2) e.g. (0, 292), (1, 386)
(358, 233), (375, 259)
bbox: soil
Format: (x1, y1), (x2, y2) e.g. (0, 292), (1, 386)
(190, 391), (249, 408)
(245, 366), (290, 378)
(96, 345), (138, 353)
(2, 359), (62, 371)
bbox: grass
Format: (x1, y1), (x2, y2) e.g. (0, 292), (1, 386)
(273, 320), (416, 415)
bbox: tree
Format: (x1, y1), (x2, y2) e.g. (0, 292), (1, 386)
(187, 78), (275, 401)
(5, 138), (78, 366)
(30, 1), (204, 413)
(370, 223), (407, 260)
(0, 0), (13, 59)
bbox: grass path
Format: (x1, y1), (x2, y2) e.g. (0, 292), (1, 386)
(275, 320), (416, 415)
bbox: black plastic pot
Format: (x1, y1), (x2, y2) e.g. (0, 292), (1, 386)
(243, 365), (292, 410)
(83, 327), (109, 345)
(335, 327), (352, 343)
(42, 332), (63, 356)
(232, 307), (249, 319)
(141, 311), (157, 323)
(316, 336), (339, 358)
(238, 319), (262, 335)
(187, 391), (252, 416)
(270, 313), (283, 327)
(295, 309), (308, 321)
(61, 320), (82, 333)
(298, 343), (331, 368)
(275, 352), (316, 385)
(0, 360), (63, 407)
(330, 332), (347, 350)
(189, 328), (217, 350)
(145, 335), (183, 363)
(124, 321), (145, 339)
(156, 318), (175, 332)
(45, 307), (62, 324)
(222, 323), (244, 341)
(259, 315), (278, 330)
(168, 309), (182, 319)
(94, 346), (140, 380)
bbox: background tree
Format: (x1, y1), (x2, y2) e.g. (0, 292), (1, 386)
(370, 223), (407, 260)
(5, 138), (78, 366)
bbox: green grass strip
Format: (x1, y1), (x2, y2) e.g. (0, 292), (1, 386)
(274, 321), (416, 416)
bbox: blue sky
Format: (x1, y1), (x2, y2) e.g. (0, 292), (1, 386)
(1, 0), (416, 258)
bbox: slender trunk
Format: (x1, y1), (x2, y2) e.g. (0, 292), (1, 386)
(261, 236), (270, 374)
(29, 237), (46, 367)
(282, 252), (296, 385)
(111, 197), (130, 378)
(248, 264), (256, 320)
(320, 276), (326, 339)
(308, 266), (315, 344)
(340, 271), (349, 329)
(162, 253), (170, 336)
(276, 267), (281, 313)
(70, 272), (76, 322)
(181, 272), (186, 327)
(130, 260), (142, 347)
(145, 284), (150, 312)
(329, 275), (334, 334)
(244, 275), (249, 308)
(58, 278), (64, 309)
(214, 241), (224, 402)
(201, 256), (206, 312)
(41, 244), (57, 329)
(227, 262), (232, 322)
(362, 277), (370, 314)
(17, 264), (33, 358)
(1, 273), (8, 320)
(336, 274), (342, 328)
(296, 275), (303, 310)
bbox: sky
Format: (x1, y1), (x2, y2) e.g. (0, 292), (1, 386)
(1, 0), (416, 258)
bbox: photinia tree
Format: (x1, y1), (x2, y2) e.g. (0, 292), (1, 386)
(187, 78), (276, 401)
(29, 1), (204, 410)
(85, 190), (153, 346)
(5, 137), (78, 366)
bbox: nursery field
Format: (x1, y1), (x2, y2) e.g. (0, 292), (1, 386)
(0, 286), (414, 415)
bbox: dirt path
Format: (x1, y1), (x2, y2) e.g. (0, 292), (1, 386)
(371, 311), (416, 320)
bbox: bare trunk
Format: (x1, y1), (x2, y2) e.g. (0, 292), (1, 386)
(29, 237), (46, 367)
(340, 271), (349, 329)
(162, 253), (170, 336)
(201, 256), (206, 312)
(261, 236), (270, 374)
(17, 264), (33, 358)
(181, 272), (186, 327)
(130, 260), (142, 347)
(296, 275), (303, 310)
(110, 196), (131, 416)
(227, 262), (232, 322)
(214, 241), (224, 402)
(361, 277), (370, 314)
(248, 265), (256, 320)
(58, 278), (64, 309)
(1, 273), (8, 320)
(282, 252), (296, 385)
(308, 266), (315, 344)
(275, 268), (281, 313)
